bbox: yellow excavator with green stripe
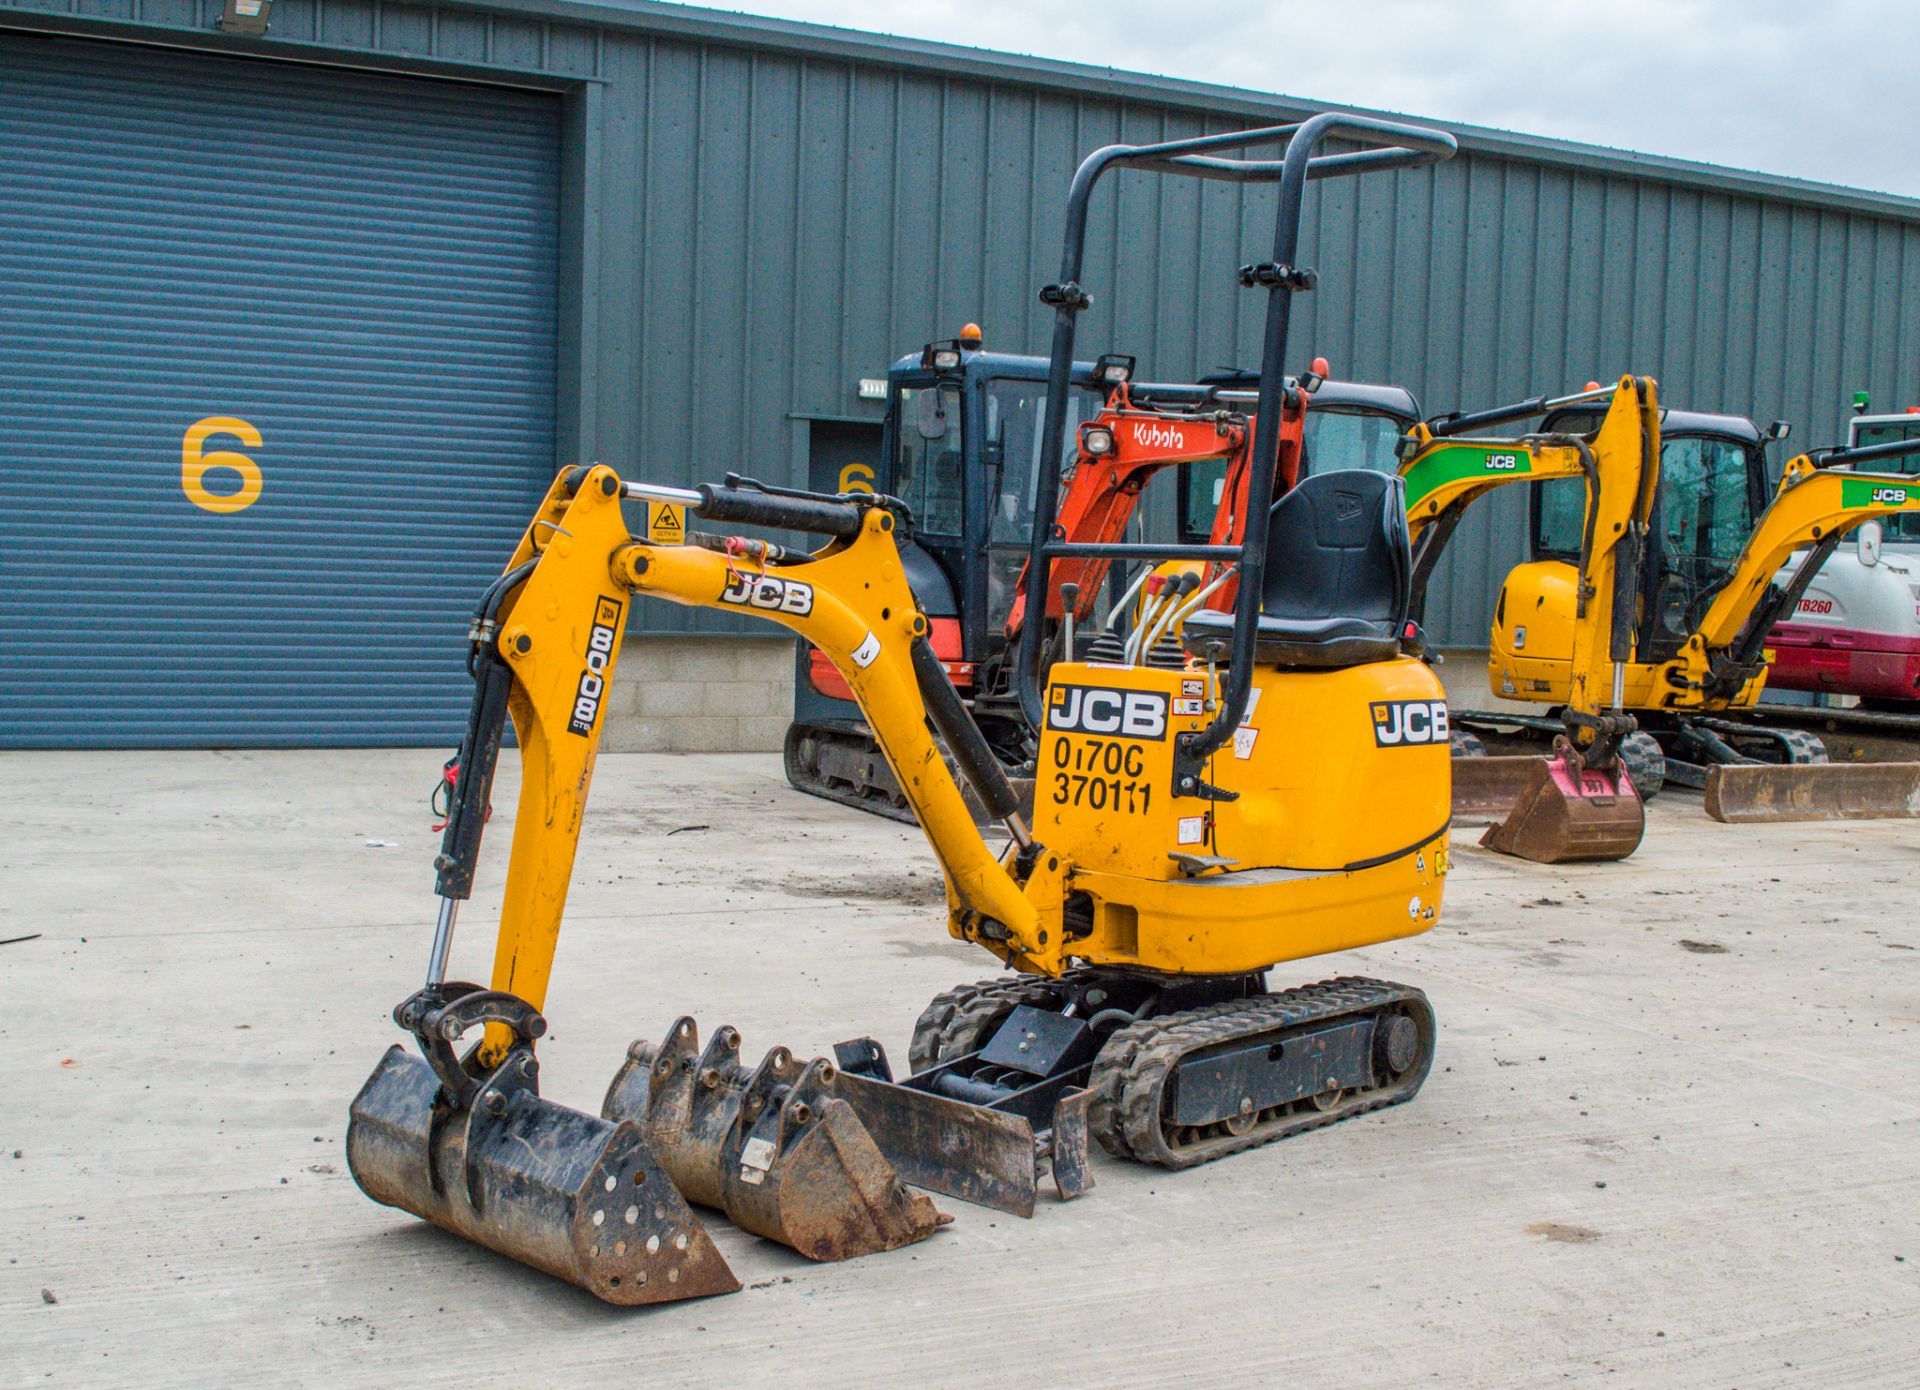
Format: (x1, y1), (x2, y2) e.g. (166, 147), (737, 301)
(1395, 382), (1920, 844)
(1393, 377), (1662, 862)
(1483, 427), (1920, 821)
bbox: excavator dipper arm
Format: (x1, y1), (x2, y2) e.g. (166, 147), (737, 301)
(1678, 451), (1920, 689)
(441, 466), (1051, 1073)
(1003, 392), (1253, 636)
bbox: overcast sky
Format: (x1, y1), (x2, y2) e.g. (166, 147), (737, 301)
(699, 0), (1919, 200)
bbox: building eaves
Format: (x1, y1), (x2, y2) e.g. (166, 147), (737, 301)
(415, 0), (1920, 224)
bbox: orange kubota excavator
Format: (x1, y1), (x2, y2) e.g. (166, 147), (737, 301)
(786, 355), (1422, 816)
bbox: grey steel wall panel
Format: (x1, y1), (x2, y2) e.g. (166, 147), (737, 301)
(0, 31), (559, 745)
(4, 0), (1920, 654)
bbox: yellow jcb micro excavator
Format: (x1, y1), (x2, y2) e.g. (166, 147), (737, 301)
(347, 115), (1459, 1304)
(1481, 424), (1920, 820)
(1393, 385), (1920, 845)
(1389, 377), (1663, 862)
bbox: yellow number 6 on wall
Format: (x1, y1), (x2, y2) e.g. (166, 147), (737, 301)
(182, 417), (264, 514)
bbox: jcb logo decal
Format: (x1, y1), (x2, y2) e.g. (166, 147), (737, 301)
(1873, 486), (1910, 506)
(1047, 685), (1169, 740)
(1484, 453), (1520, 471)
(1371, 699), (1449, 747)
(720, 572), (814, 615)
(568, 597), (623, 736)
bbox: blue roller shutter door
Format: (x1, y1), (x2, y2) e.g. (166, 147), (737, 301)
(0, 33), (559, 746)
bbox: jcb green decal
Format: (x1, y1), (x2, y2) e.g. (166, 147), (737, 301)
(1841, 477), (1915, 509)
(1403, 444), (1534, 507)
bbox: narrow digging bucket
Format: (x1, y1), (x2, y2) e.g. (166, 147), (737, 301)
(348, 1044), (740, 1305)
(1451, 754), (1551, 820)
(604, 1019), (950, 1262)
(1704, 761), (1920, 823)
(1480, 750), (1644, 863)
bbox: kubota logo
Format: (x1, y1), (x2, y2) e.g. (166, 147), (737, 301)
(1131, 421), (1188, 451)
(1872, 485), (1910, 505)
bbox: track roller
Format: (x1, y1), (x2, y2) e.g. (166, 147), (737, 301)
(1088, 977), (1435, 1168)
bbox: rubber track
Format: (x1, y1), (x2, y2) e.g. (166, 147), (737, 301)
(785, 725), (919, 826)
(1094, 976), (1435, 1170)
(1696, 716), (1829, 764)
(907, 974), (1071, 1073)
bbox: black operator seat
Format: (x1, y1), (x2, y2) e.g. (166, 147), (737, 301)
(1181, 468), (1412, 669)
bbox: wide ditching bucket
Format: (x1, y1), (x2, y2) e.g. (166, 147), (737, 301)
(1479, 746), (1645, 863)
(1704, 761), (1920, 823)
(348, 1042), (741, 1305)
(603, 1018), (950, 1263)
(1451, 754), (1552, 820)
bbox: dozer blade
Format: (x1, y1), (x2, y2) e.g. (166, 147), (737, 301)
(603, 1019), (950, 1262)
(1704, 761), (1920, 823)
(1450, 754), (1550, 820)
(1480, 752), (1644, 863)
(348, 1044), (740, 1305)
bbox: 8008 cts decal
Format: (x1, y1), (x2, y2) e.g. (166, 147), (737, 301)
(569, 597), (624, 735)
(1371, 698), (1449, 747)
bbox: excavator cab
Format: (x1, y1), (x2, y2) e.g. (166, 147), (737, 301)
(1177, 371), (1421, 545)
(788, 341), (1111, 807)
(1522, 406), (1776, 669)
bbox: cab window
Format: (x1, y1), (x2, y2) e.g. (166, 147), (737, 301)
(1534, 478), (1585, 558)
(1182, 407), (1406, 544)
(893, 382), (965, 535)
(1302, 408), (1406, 476)
(983, 378), (1100, 632)
(1660, 436), (1758, 564)
(983, 379), (1099, 545)
(1852, 422), (1920, 541)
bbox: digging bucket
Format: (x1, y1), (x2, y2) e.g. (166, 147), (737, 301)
(348, 1042), (740, 1305)
(1479, 748), (1644, 863)
(604, 1019), (949, 1262)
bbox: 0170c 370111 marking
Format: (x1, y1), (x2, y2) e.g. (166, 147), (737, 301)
(1051, 736), (1153, 813)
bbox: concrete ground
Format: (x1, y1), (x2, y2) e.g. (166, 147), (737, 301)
(4, 749), (1918, 1389)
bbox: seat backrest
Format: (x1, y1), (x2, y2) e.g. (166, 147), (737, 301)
(1259, 468), (1412, 625)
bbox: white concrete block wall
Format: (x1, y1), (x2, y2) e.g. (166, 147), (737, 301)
(602, 636), (796, 752)
(604, 641), (1513, 752)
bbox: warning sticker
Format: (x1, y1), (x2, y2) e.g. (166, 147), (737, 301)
(1233, 726), (1258, 760)
(1177, 815), (1206, 845)
(1173, 696), (1203, 716)
(646, 502), (687, 544)
(1181, 677), (1205, 698)
(850, 631), (881, 668)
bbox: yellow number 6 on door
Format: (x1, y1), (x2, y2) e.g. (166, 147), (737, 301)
(182, 417), (264, 514)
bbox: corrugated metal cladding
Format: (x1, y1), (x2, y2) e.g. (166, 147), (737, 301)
(0, 31), (559, 747)
(5, 0), (1920, 670)
(590, 56), (1920, 643)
